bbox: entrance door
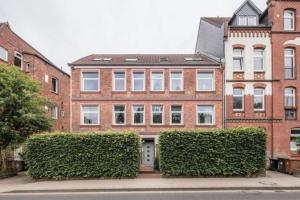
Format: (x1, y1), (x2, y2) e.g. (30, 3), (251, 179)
(142, 142), (154, 166)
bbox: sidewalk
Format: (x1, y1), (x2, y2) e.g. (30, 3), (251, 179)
(0, 171), (300, 193)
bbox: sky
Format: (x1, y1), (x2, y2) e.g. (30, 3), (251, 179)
(0, 0), (266, 74)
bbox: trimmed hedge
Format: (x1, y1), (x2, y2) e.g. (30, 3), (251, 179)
(24, 132), (140, 179)
(159, 127), (266, 177)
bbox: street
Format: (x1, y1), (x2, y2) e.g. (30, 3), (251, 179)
(0, 190), (300, 200)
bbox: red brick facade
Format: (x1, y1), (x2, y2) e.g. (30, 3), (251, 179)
(70, 66), (224, 133)
(0, 23), (70, 131)
(268, 0), (300, 172)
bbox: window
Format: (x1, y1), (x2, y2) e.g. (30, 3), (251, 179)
(81, 105), (99, 125)
(82, 72), (99, 92)
(170, 105), (183, 125)
(170, 71), (183, 91)
(0, 46), (7, 61)
(291, 129), (300, 153)
(238, 16), (257, 26)
(51, 105), (58, 119)
(132, 105), (144, 125)
(14, 51), (22, 68)
(253, 49), (264, 71)
(151, 105), (163, 125)
(113, 71), (126, 91)
(284, 48), (295, 79)
(197, 105), (214, 125)
(285, 88), (296, 120)
(197, 72), (214, 91)
(284, 10), (295, 31)
(233, 49), (244, 71)
(113, 105), (125, 125)
(285, 88), (296, 107)
(151, 71), (164, 91)
(254, 88), (264, 111)
(233, 88), (244, 111)
(51, 78), (58, 93)
(132, 71), (145, 91)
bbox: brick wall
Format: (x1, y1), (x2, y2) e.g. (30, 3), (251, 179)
(71, 67), (224, 132)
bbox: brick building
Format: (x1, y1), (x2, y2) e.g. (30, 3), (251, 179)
(69, 54), (223, 167)
(0, 22), (70, 131)
(196, 0), (300, 173)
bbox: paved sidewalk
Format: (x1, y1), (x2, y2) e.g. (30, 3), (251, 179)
(0, 171), (300, 193)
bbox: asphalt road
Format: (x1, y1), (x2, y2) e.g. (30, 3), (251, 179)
(0, 190), (300, 200)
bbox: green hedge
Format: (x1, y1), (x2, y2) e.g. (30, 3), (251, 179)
(159, 127), (266, 177)
(24, 132), (140, 179)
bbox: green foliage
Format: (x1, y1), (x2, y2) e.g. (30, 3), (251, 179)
(159, 127), (266, 177)
(0, 65), (51, 149)
(24, 132), (140, 179)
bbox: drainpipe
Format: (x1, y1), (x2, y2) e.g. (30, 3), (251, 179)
(221, 59), (226, 128)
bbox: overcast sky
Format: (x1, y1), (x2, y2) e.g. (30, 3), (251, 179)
(0, 0), (266, 73)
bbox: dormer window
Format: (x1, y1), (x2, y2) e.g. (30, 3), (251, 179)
(284, 10), (295, 31)
(238, 16), (257, 26)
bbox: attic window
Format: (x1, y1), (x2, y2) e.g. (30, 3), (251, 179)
(92, 57), (112, 61)
(185, 57), (203, 62)
(238, 16), (257, 26)
(159, 57), (168, 62)
(125, 58), (138, 62)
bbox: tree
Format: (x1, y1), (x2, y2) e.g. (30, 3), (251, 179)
(0, 64), (51, 171)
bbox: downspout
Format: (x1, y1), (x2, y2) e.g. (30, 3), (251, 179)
(222, 60), (226, 128)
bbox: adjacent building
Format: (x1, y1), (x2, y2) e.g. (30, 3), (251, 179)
(69, 54), (224, 167)
(0, 22), (70, 131)
(196, 0), (300, 173)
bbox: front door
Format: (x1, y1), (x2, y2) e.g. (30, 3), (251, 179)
(142, 142), (154, 166)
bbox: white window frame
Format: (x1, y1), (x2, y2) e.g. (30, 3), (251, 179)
(284, 48), (295, 79)
(170, 105), (184, 125)
(284, 10), (295, 31)
(196, 70), (215, 91)
(170, 70), (184, 92)
(233, 48), (244, 71)
(80, 104), (100, 125)
(51, 77), (59, 93)
(285, 87), (296, 107)
(233, 88), (244, 111)
(253, 49), (265, 71)
(196, 105), (215, 125)
(151, 104), (164, 125)
(51, 105), (58, 120)
(151, 70), (164, 91)
(132, 105), (145, 125)
(253, 88), (265, 111)
(81, 70), (100, 92)
(112, 70), (126, 92)
(112, 104), (126, 125)
(0, 46), (8, 61)
(132, 70), (145, 92)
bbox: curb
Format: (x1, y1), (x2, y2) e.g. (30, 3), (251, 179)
(5, 187), (300, 193)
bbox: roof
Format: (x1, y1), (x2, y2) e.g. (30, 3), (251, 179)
(0, 22), (69, 76)
(202, 17), (230, 28)
(69, 54), (220, 66)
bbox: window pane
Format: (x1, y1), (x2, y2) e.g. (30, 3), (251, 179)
(83, 105), (98, 112)
(134, 113), (144, 124)
(83, 72), (98, 78)
(115, 79), (125, 90)
(248, 16), (257, 26)
(233, 88), (243, 95)
(171, 113), (181, 124)
(171, 72), (182, 79)
(84, 113), (98, 124)
(171, 80), (181, 90)
(0, 46), (7, 61)
(51, 106), (57, 119)
(84, 80), (99, 91)
(152, 105), (163, 112)
(153, 113), (162, 124)
(152, 79), (163, 90)
(152, 72), (163, 79)
(171, 105), (182, 112)
(114, 105), (125, 111)
(238, 16), (247, 26)
(233, 97), (243, 109)
(133, 105), (144, 112)
(133, 72), (144, 91)
(197, 105), (213, 124)
(114, 72), (125, 78)
(115, 113), (125, 124)
(52, 78), (58, 92)
(197, 72), (213, 91)
(133, 72), (144, 79)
